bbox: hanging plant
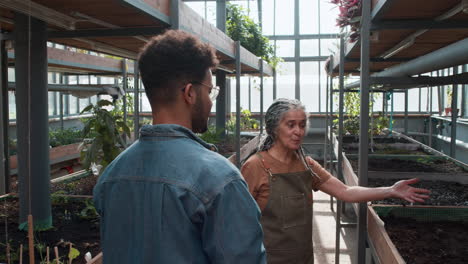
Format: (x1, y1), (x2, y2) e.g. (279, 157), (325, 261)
(330, 0), (362, 42)
(226, 4), (282, 68)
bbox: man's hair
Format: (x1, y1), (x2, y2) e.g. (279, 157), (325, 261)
(138, 30), (219, 106)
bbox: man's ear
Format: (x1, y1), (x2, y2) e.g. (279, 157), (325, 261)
(182, 83), (197, 105)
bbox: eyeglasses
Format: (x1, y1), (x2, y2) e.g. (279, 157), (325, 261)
(182, 82), (220, 101)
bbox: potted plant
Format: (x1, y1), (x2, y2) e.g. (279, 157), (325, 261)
(80, 99), (130, 176)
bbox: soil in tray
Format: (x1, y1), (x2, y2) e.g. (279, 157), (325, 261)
(0, 197), (100, 264)
(342, 136), (411, 144)
(381, 216), (468, 264)
(9, 174), (98, 196)
(349, 158), (467, 173)
(369, 178), (468, 206)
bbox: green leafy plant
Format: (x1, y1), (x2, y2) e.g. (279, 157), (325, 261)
(51, 190), (70, 205)
(198, 125), (223, 145)
(80, 99), (130, 175)
(68, 246), (80, 263)
(49, 128), (83, 148)
(226, 4), (282, 68)
(332, 88), (390, 135)
(8, 138), (17, 156)
(79, 199), (98, 219)
(226, 108), (260, 133)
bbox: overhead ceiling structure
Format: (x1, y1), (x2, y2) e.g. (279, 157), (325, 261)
(0, 0), (273, 76)
(331, 0), (468, 77)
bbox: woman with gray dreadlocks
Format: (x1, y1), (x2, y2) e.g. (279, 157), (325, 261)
(241, 98), (430, 264)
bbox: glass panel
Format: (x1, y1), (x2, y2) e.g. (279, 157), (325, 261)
(300, 0), (318, 34)
(319, 0), (340, 33)
(79, 98), (90, 113)
(275, 40), (295, 58)
(393, 93), (405, 112)
(408, 89), (419, 111)
(277, 62), (295, 99)
(275, 0), (294, 35)
(319, 61), (328, 112)
(320, 38), (339, 56)
(69, 95), (78, 115)
(262, 0), (274, 35)
(300, 39), (319, 57)
(300, 62), (319, 112)
(185, 2), (206, 19)
(8, 91), (16, 120)
(206, 2), (217, 25)
(48, 92), (56, 116)
(8, 68), (14, 82)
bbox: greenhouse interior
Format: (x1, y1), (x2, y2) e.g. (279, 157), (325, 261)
(0, 0), (467, 263)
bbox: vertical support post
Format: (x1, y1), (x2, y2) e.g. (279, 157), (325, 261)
(122, 59), (128, 140)
(248, 77), (251, 111)
(216, 0), (227, 138)
(59, 74), (64, 130)
(450, 66), (458, 158)
(294, 0), (300, 100)
(324, 73), (329, 170)
(357, 0), (371, 262)
(0, 39), (9, 194)
(216, 71), (227, 138)
(257, 0), (263, 28)
(216, 0), (226, 32)
(171, 0), (180, 30)
(437, 70), (443, 116)
(14, 13), (52, 230)
(462, 64), (467, 118)
(260, 60), (264, 135)
(59, 92), (64, 130)
(134, 62), (140, 140)
(235, 41), (241, 167)
(329, 62), (334, 165)
(335, 35), (345, 264)
(464, 66), (468, 118)
(64, 75), (69, 116)
(429, 85), (433, 147)
(404, 90), (408, 134)
(273, 68), (277, 100)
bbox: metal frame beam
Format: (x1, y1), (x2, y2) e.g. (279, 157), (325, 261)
(235, 41), (241, 167)
(357, 0), (371, 262)
(345, 73), (468, 90)
(0, 39), (8, 194)
(371, 20), (468, 30)
(48, 27), (164, 39)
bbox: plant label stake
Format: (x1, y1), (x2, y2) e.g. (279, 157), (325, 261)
(6, 243), (11, 264)
(47, 246), (50, 264)
(20, 244), (23, 264)
(28, 215), (34, 264)
(54, 246), (60, 264)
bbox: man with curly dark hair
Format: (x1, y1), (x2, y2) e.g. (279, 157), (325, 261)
(94, 30), (266, 264)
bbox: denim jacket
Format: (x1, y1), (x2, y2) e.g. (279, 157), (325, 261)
(94, 124), (266, 264)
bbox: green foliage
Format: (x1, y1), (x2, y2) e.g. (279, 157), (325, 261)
(111, 91), (134, 132)
(79, 199), (98, 219)
(226, 4), (282, 68)
(333, 86), (391, 135)
(49, 128), (83, 147)
(198, 126), (223, 144)
(68, 246), (80, 262)
(8, 138), (17, 156)
(226, 108), (260, 132)
(80, 99), (130, 175)
(51, 190), (69, 205)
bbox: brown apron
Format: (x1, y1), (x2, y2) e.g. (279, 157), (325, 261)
(257, 152), (319, 264)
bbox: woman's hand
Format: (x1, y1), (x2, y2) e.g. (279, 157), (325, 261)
(391, 178), (430, 203)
